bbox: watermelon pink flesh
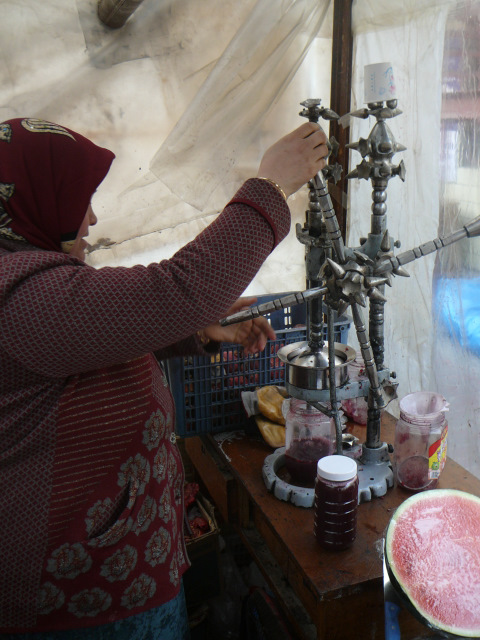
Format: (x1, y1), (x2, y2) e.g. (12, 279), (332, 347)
(386, 489), (480, 636)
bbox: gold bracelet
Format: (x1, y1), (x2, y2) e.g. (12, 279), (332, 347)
(257, 177), (288, 201)
(196, 330), (211, 346)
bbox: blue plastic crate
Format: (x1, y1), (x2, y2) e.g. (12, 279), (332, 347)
(167, 293), (351, 437)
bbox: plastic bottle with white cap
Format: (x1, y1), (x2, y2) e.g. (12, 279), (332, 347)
(314, 454), (359, 551)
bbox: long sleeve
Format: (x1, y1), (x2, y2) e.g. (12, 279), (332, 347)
(0, 178), (289, 378)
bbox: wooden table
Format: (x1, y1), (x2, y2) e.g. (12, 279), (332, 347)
(185, 412), (480, 639)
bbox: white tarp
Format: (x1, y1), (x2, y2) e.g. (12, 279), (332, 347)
(2, 0), (480, 477)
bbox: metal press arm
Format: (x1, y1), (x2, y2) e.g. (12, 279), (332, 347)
(220, 287), (327, 326)
(375, 217), (480, 276)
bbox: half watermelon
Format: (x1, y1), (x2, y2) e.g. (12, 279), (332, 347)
(385, 489), (480, 638)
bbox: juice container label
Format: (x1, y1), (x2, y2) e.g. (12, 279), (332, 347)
(428, 424), (448, 479)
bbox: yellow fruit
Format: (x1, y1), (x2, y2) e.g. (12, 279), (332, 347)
(257, 385), (287, 425)
(255, 416), (285, 448)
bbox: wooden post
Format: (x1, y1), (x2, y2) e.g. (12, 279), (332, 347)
(329, 0), (354, 240)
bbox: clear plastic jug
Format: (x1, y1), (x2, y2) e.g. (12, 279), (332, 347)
(394, 391), (448, 492)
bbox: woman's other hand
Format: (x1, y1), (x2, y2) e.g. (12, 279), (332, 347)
(257, 122), (328, 198)
(201, 297), (276, 355)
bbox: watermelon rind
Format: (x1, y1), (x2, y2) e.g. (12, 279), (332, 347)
(385, 489), (480, 638)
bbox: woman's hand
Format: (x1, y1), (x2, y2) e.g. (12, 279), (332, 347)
(201, 297), (276, 355)
(257, 122), (328, 198)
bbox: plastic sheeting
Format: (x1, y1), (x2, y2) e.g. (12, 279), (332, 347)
(2, 0), (480, 477)
(347, 1), (455, 403)
(348, 0), (480, 477)
(0, 0), (331, 283)
(431, 0), (480, 477)
(149, 0), (331, 211)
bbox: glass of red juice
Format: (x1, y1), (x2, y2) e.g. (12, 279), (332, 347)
(284, 398), (335, 485)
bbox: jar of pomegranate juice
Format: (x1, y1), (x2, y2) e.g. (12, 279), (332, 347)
(314, 455), (359, 551)
(284, 398), (335, 485)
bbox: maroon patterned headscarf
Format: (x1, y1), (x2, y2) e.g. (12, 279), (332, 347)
(0, 118), (115, 251)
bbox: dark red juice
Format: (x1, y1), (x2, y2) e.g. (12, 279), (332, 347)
(285, 436), (334, 485)
(314, 475), (358, 550)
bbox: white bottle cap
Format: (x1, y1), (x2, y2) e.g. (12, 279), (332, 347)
(317, 455), (357, 482)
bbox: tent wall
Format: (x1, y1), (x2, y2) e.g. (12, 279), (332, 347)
(1, 0), (479, 478)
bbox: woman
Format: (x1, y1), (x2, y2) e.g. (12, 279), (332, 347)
(0, 117), (327, 638)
